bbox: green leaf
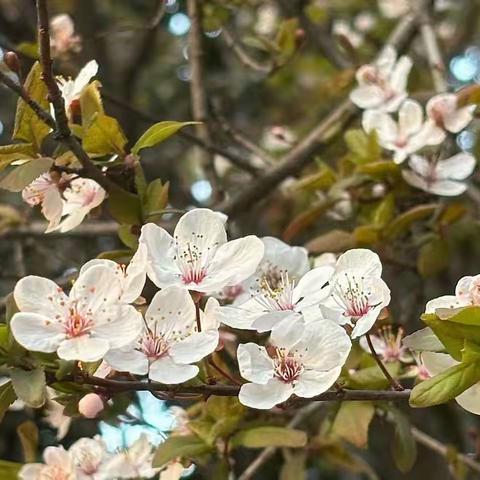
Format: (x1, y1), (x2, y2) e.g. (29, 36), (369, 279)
(0, 459), (22, 479)
(230, 426), (307, 449)
(79, 81), (104, 128)
(143, 180), (170, 220)
(107, 184), (142, 225)
(83, 114), (127, 156)
(417, 238), (449, 277)
(13, 62), (50, 149)
(383, 204), (438, 240)
(152, 435), (212, 468)
(345, 129), (381, 165)
(0, 157), (53, 192)
(275, 18), (299, 59)
(17, 420), (39, 462)
(10, 368), (46, 408)
(437, 306), (480, 326)
(372, 194), (395, 229)
(347, 363), (400, 390)
(410, 360), (480, 408)
(132, 121), (199, 155)
(0, 381), (17, 422)
(330, 401), (375, 448)
(0, 143), (35, 172)
(357, 160), (400, 176)
(390, 408), (417, 473)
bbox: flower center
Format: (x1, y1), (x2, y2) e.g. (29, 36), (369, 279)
(41, 465), (71, 480)
(64, 308), (93, 338)
(252, 271), (296, 312)
(139, 330), (169, 361)
(334, 274), (373, 320)
(378, 326), (404, 362)
(273, 348), (304, 384)
(175, 241), (213, 285)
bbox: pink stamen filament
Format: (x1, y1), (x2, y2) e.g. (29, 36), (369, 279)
(273, 348), (304, 384)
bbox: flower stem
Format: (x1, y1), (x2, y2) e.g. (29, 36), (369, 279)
(366, 333), (404, 391)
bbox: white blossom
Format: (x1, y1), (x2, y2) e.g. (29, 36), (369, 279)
(322, 249), (391, 338)
(359, 326), (412, 363)
(10, 264), (143, 362)
(69, 437), (111, 480)
(139, 208), (264, 294)
(426, 93), (475, 133)
(377, 0), (410, 18)
(218, 265), (334, 333)
(237, 320), (351, 409)
(350, 46), (412, 113)
(18, 446), (75, 480)
(105, 286), (219, 384)
(363, 99), (445, 164)
(50, 14), (81, 55)
(422, 352), (480, 415)
(57, 60), (98, 120)
(402, 153), (476, 196)
(261, 126), (296, 152)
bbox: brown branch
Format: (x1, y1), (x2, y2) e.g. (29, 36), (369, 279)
(217, 10), (420, 217)
(35, 0), (115, 193)
(2, 221), (119, 239)
(366, 334), (404, 391)
(412, 427), (480, 475)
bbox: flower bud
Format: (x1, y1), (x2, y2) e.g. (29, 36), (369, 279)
(78, 393), (104, 419)
(3, 51), (20, 74)
(124, 153), (139, 169)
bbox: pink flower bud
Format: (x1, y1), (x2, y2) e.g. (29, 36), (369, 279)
(78, 393), (104, 419)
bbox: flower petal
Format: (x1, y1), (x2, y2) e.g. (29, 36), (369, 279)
(456, 383), (480, 415)
(104, 347), (149, 375)
(351, 304), (384, 338)
(238, 379), (293, 409)
(389, 55), (412, 92)
(421, 351), (457, 377)
(10, 312), (65, 353)
(237, 343), (273, 384)
(149, 356), (199, 384)
(261, 236), (310, 279)
(350, 86), (384, 109)
(436, 153), (476, 180)
(57, 336), (110, 362)
(252, 311), (299, 333)
(294, 367), (341, 398)
(170, 329), (219, 364)
(334, 248), (382, 277)
(444, 105), (475, 133)
(399, 99), (423, 136)
(293, 266), (334, 306)
(14, 275), (69, 318)
(269, 314), (305, 350)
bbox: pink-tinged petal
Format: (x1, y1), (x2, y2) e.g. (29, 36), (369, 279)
(444, 105), (475, 133)
(42, 187), (63, 232)
(382, 92), (408, 113)
(350, 86), (384, 109)
(252, 311), (299, 333)
(18, 464), (44, 480)
(56, 209), (89, 233)
(351, 304), (384, 338)
(295, 321), (351, 370)
(238, 378), (293, 409)
(43, 445), (72, 467)
(145, 286), (195, 336)
(237, 343), (273, 384)
(334, 248), (382, 277)
(149, 356), (198, 384)
(436, 153), (476, 180)
(14, 275), (69, 318)
(138, 223), (180, 289)
(200, 236), (264, 293)
(57, 336), (110, 362)
(94, 304), (143, 349)
(174, 208), (227, 252)
(10, 312), (65, 353)
(104, 347), (149, 375)
(389, 55), (412, 92)
(170, 329), (219, 364)
(399, 99), (423, 136)
(70, 264), (123, 314)
(294, 367), (342, 398)
(456, 383), (480, 415)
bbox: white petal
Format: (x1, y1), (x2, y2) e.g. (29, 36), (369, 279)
(402, 327), (445, 352)
(70, 264), (123, 314)
(444, 105), (475, 133)
(261, 237), (310, 279)
(239, 379), (293, 409)
(389, 55), (412, 92)
(436, 153), (476, 180)
(293, 266), (334, 307)
(170, 329), (219, 363)
(201, 297), (221, 330)
(252, 311), (299, 333)
(57, 336), (110, 362)
(138, 223), (180, 289)
(351, 304), (384, 338)
(376, 45), (397, 74)
(421, 351), (458, 377)
(215, 303), (259, 330)
(10, 312), (65, 353)
(269, 315), (305, 350)
(237, 343), (273, 384)
(149, 356), (199, 384)
(456, 383), (480, 415)
(408, 154), (431, 177)
(94, 304), (143, 349)
(200, 236), (264, 293)
(56, 209), (89, 233)
(73, 60), (98, 97)
(350, 86), (384, 109)
(122, 243), (148, 302)
(14, 276), (69, 318)
(104, 347), (149, 375)
(425, 180), (467, 197)
(145, 286), (195, 338)
(402, 170), (430, 192)
(425, 295), (465, 313)
(334, 248), (382, 277)
(399, 99), (423, 136)
(296, 321), (351, 370)
(294, 367), (342, 398)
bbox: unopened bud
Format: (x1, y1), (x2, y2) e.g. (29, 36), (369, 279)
(295, 28), (306, 46)
(3, 52), (20, 74)
(124, 153), (139, 169)
(78, 393), (104, 419)
(69, 99), (82, 124)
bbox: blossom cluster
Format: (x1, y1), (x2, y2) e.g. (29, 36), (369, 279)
(10, 208), (394, 410)
(351, 46), (476, 196)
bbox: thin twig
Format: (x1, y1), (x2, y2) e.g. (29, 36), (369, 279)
(2, 221), (120, 238)
(366, 334), (404, 391)
(238, 403), (321, 480)
(412, 427), (480, 475)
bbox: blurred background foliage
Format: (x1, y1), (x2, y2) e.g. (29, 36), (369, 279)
(1, 0), (480, 478)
